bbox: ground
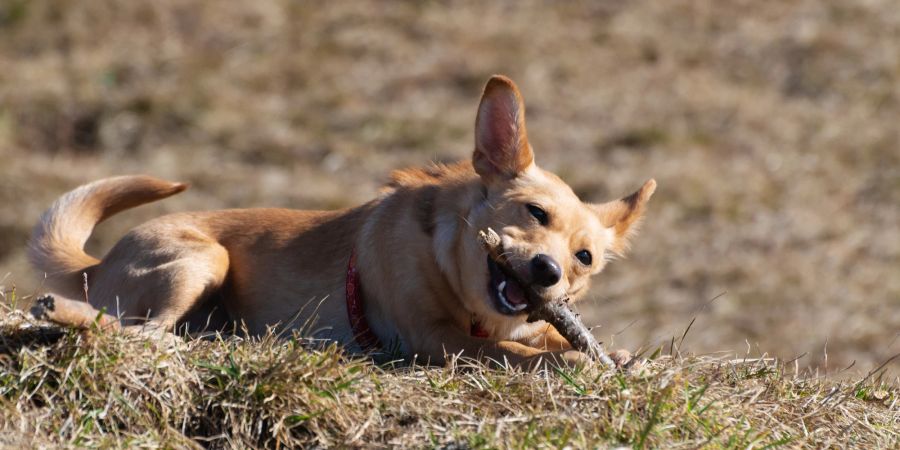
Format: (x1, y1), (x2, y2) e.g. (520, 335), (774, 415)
(0, 309), (897, 448)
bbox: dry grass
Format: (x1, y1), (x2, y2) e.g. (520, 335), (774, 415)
(0, 2), (899, 443)
(1, 306), (898, 449)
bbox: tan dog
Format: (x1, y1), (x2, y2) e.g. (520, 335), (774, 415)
(28, 75), (655, 368)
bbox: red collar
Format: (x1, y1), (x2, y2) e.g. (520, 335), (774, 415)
(346, 249), (382, 351)
(346, 249), (492, 352)
(470, 317), (490, 338)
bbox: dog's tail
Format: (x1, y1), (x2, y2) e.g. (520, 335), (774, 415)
(28, 175), (188, 299)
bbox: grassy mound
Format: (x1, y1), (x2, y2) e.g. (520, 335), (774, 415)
(1, 310), (897, 448)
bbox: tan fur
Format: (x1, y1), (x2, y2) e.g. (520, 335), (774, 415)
(28, 75), (655, 368)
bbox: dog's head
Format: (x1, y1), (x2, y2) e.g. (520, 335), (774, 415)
(459, 75), (656, 324)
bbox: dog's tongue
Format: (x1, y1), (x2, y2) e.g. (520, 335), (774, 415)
(505, 279), (528, 307)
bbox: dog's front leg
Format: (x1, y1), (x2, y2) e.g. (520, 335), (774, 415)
(413, 323), (587, 369)
(521, 323), (573, 352)
(521, 323), (637, 368)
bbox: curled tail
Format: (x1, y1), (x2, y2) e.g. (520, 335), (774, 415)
(28, 175), (187, 298)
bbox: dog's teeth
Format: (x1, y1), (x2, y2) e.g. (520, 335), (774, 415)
(496, 280), (507, 301)
(494, 279), (525, 312)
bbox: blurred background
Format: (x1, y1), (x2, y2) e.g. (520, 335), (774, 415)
(1, 1), (897, 371)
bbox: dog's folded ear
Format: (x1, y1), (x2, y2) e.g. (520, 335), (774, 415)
(473, 75), (535, 183)
(592, 179), (657, 256)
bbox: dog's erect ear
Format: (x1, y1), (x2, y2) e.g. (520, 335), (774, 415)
(592, 179), (657, 256)
(473, 75), (535, 183)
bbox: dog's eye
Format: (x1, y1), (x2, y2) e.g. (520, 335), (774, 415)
(575, 250), (592, 266)
(526, 204), (549, 226)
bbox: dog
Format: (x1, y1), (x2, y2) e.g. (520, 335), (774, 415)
(28, 75), (655, 368)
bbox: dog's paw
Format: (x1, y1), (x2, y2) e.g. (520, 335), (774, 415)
(609, 349), (632, 366)
(555, 349), (645, 372)
(525, 349), (639, 371)
(561, 349), (592, 366)
(608, 349), (643, 370)
(522, 350), (590, 370)
(29, 295), (56, 321)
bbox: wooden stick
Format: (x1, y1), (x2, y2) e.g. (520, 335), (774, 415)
(478, 228), (616, 368)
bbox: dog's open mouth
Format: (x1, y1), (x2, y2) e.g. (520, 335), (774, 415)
(486, 256), (530, 315)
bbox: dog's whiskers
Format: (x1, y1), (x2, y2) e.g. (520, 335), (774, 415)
(458, 214), (474, 228)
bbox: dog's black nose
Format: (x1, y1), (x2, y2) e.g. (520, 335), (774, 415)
(530, 254), (562, 287)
